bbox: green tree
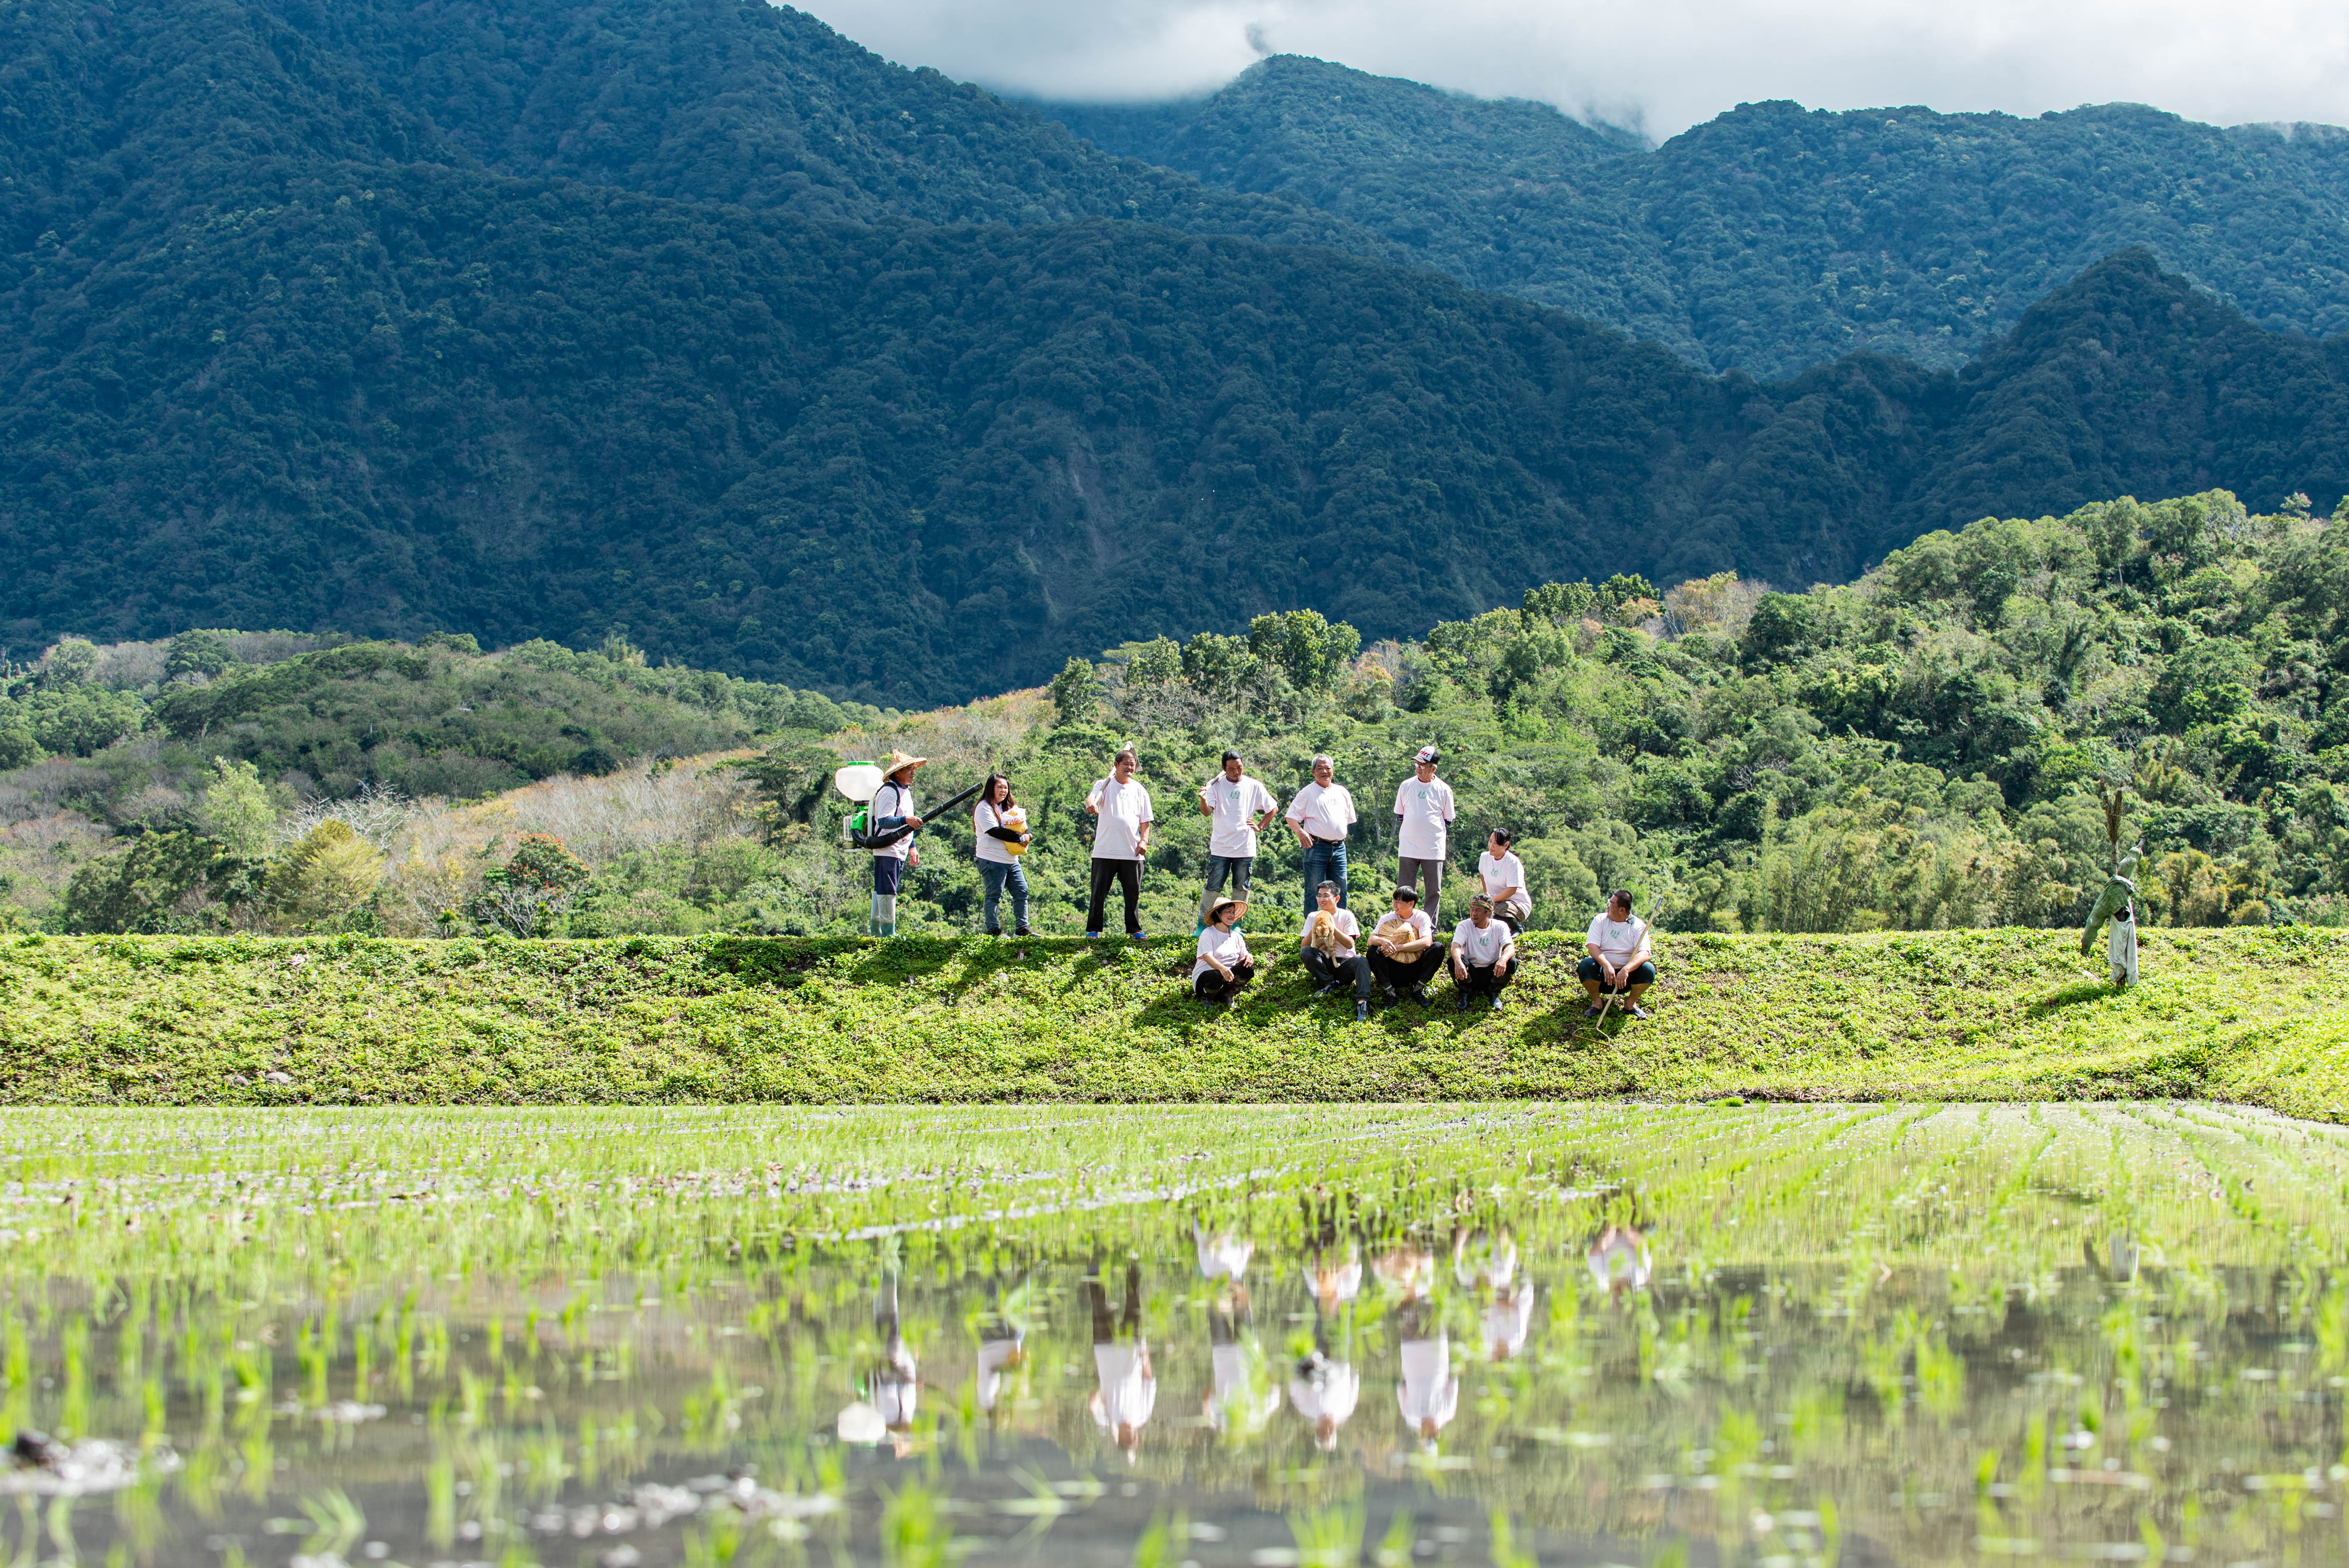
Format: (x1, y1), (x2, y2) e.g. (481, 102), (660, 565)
(271, 820), (387, 931)
(195, 757), (276, 860)
(1047, 658), (1100, 727)
(165, 629), (233, 681)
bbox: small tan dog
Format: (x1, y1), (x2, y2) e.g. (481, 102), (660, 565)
(1305, 910), (1345, 956)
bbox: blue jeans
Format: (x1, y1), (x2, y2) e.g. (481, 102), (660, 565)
(979, 860), (1029, 933)
(1200, 854), (1254, 925)
(1300, 839), (1349, 912)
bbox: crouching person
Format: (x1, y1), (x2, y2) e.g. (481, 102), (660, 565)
(1366, 886), (1442, 1007)
(1193, 896), (1255, 1008)
(1450, 895), (1516, 1013)
(1579, 889), (1655, 1019)
(1301, 880), (1374, 1023)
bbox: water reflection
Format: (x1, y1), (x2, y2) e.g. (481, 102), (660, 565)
(6, 1102), (2349, 1568)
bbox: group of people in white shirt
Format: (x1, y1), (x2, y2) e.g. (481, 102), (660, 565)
(875, 737), (1659, 1021)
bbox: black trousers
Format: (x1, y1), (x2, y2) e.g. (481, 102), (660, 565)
(1302, 948), (1374, 1000)
(1194, 958), (1256, 1003)
(1457, 960), (1513, 996)
(1088, 857), (1142, 935)
(1370, 946), (1444, 992)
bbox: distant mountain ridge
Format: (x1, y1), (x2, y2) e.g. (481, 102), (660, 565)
(1044, 56), (2349, 377)
(4, 0), (2349, 705)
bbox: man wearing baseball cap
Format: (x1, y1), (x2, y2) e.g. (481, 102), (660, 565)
(1392, 746), (1456, 924)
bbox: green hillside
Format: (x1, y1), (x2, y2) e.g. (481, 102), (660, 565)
(10, 487), (2341, 947)
(1044, 56), (2349, 377)
(3, 927), (2344, 1113)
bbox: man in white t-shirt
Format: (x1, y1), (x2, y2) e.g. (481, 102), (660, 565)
(1449, 894), (1518, 1013)
(1475, 829), (1531, 931)
(1392, 745), (1456, 921)
(1365, 885), (1441, 1005)
(1299, 879), (1372, 1021)
(1196, 750), (1278, 930)
(1084, 748), (1154, 938)
(1285, 754), (1358, 913)
(1580, 889), (1656, 1019)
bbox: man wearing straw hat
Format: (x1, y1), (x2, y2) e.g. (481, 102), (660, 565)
(868, 749), (926, 937)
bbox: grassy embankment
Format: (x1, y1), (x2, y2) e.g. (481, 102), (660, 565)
(4, 927), (2345, 1114)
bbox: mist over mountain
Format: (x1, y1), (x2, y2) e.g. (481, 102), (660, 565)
(1044, 56), (2349, 378)
(5, 0), (2349, 706)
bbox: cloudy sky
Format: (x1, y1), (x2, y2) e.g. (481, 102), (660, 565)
(798, 0), (2349, 142)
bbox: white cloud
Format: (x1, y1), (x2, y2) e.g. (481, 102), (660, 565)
(794, 0), (2349, 140)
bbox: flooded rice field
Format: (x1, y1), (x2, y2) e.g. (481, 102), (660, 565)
(3, 1102), (2348, 1568)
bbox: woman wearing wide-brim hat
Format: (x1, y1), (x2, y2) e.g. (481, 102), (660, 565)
(1191, 896), (1255, 1008)
(869, 749), (927, 937)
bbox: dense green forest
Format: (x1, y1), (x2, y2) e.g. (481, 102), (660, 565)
(8, 0), (2349, 703)
(7, 489), (2343, 942)
(1045, 55), (2349, 377)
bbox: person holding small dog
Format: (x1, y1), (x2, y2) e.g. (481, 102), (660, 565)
(1299, 880), (1372, 1021)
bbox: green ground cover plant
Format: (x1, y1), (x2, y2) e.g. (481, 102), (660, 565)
(3, 926), (2343, 1113)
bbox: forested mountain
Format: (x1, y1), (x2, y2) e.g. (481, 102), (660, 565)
(1044, 56), (2349, 376)
(7, 0), (2349, 706)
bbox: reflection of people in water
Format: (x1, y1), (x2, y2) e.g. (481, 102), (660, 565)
(1194, 1219), (1280, 1440)
(1195, 1220), (1255, 1283)
(1453, 1224), (1534, 1362)
(1289, 1297), (1360, 1453)
(1587, 1223), (1652, 1302)
(870, 1269), (920, 1456)
(1088, 1260), (1156, 1462)
(1204, 1279), (1282, 1440)
(1393, 1295), (1457, 1451)
(973, 1279), (1031, 1427)
(1301, 1196), (1364, 1314)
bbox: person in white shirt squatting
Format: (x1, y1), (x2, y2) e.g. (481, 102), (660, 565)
(1087, 1260), (1155, 1463)
(1449, 894), (1517, 1013)
(1392, 745), (1456, 921)
(1300, 879), (1373, 1021)
(1083, 748), (1154, 938)
(1285, 754), (1358, 912)
(1365, 885), (1441, 1006)
(1196, 750), (1278, 930)
(1475, 828), (1531, 932)
(1192, 896), (1255, 1008)
(1580, 889), (1656, 1019)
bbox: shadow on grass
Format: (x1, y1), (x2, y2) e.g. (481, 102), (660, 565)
(2029, 980), (2120, 1018)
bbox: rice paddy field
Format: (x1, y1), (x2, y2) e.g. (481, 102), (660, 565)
(6, 1102), (2349, 1567)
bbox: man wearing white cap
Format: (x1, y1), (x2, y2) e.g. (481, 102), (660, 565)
(1392, 745), (1456, 922)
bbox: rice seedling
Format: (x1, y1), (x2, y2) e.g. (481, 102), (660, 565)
(0, 1104), (2342, 1563)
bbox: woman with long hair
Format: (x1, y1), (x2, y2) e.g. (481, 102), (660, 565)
(972, 772), (1032, 936)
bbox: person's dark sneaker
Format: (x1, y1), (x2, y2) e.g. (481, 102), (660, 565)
(1410, 985), (1430, 1005)
(1383, 985), (1399, 1005)
(1356, 999), (1370, 1022)
(1014, 925), (1032, 938)
(1455, 992), (1473, 1013)
(1582, 1004), (1605, 1019)
(1629, 1004), (1653, 1020)
(1313, 983), (1341, 999)
(1489, 994), (1506, 1014)
(984, 927), (1002, 938)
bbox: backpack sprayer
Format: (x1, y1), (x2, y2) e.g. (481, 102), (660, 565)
(835, 761), (983, 850)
